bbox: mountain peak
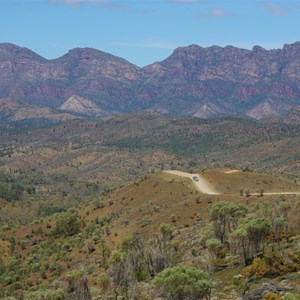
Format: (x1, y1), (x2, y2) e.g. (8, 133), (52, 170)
(65, 47), (112, 59)
(56, 47), (139, 68)
(283, 41), (300, 48)
(282, 41), (300, 57)
(252, 45), (266, 52)
(172, 44), (204, 55)
(1, 42), (300, 122)
(0, 43), (46, 62)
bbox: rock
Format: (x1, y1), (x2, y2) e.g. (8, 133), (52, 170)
(243, 282), (291, 300)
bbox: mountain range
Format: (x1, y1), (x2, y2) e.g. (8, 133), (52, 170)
(1, 42), (300, 122)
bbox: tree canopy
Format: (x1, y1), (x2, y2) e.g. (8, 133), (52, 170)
(153, 266), (212, 300)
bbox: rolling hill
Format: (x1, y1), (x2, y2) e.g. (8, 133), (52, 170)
(0, 113), (299, 229)
(0, 114), (299, 187)
(0, 169), (300, 299)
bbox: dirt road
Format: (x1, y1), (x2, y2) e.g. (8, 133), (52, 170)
(164, 170), (300, 196)
(164, 170), (220, 195)
(252, 192), (300, 196)
(224, 169), (242, 174)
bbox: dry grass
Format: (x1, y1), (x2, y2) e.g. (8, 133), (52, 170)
(202, 169), (300, 195)
(1, 169), (299, 298)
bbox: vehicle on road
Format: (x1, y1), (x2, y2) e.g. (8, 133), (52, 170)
(193, 176), (199, 182)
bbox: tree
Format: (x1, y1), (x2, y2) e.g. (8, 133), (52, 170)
(273, 198), (292, 243)
(230, 216), (271, 265)
(229, 226), (251, 265)
(159, 223), (174, 241)
(262, 197), (292, 250)
(0, 256), (5, 274)
(107, 231), (181, 299)
(108, 249), (135, 300)
(153, 266), (212, 300)
(65, 269), (92, 300)
(210, 201), (247, 243)
(205, 238), (222, 258)
(53, 213), (82, 237)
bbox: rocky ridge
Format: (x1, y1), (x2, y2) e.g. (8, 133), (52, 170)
(0, 42), (300, 121)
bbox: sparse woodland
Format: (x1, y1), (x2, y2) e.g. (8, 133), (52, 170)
(0, 116), (299, 299)
(0, 172), (300, 299)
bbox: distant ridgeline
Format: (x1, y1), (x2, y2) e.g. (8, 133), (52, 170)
(0, 42), (300, 123)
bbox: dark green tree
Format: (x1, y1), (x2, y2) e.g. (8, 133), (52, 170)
(53, 213), (82, 237)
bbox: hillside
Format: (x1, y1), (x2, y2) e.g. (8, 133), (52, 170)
(0, 170), (300, 299)
(1, 42), (300, 121)
(0, 98), (77, 123)
(0, 113), (299, 299)
(0, 114), (299, 187)
(284, 105), (300, 125)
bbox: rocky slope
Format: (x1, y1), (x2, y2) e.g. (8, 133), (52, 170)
(283, 105), (300, 125)
(0, 98), (76, 122)
(0, 42), (300, 121)
(59, 95), (104, 117)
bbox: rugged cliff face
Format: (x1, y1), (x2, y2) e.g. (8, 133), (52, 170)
(142, 43), (300, 117)
(0, 42), (300, 121)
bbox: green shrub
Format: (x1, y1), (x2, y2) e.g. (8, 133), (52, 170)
(52, 213), (82, 237)
(25, 289), (65, 300)
(153, 266), (212, 300)
(65, 268), (84, 280)
(135, 268), (150, 282)
(242, 255), (298, 279)
(205, 238), (222, 256)
(97, 273), (110, 292)
(262, 291), (283, 300)
(159, 223), (174, 240)
(284, 293), (300, 300)
(0, 256), (5, 273)
(109, 249), (125, 265)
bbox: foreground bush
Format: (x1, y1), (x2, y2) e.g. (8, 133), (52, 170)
(153, 266), (212, 300)
(242, 254), (299, 279)
(25, 289), (65, 300)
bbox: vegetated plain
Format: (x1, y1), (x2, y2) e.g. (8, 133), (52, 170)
(0, 114), (299, 225)
(0, 113), (300, 299)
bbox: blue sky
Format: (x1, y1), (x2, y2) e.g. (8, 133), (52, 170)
(0, 0), (299, 66)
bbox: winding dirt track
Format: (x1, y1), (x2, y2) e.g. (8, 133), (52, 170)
(164, 170), (300, 196)
(164, 170), (220, 195)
